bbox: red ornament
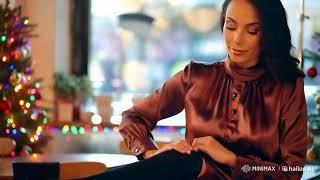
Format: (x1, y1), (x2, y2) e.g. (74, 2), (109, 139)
(0, 100), (12, 115)
(38, 112), (45, 119)
(34, 91), (42, 100)
(307, 66), (317, 78)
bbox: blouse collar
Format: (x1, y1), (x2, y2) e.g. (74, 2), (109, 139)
(224, 56), (266, 81)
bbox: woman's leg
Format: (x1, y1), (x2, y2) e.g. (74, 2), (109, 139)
(86, 150), (203, 180)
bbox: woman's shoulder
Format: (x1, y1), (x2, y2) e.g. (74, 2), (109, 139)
(279, 75), (305, 105)
(280, 74), (304, 91)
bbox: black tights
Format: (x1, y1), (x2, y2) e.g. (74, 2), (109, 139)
(85, 150), (203, 180)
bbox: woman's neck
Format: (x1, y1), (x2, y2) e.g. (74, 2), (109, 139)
(228, 56), (260, 69)
(234, 60), (259, 69)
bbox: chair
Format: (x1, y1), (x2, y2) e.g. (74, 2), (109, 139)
(119, 140), (169, 155)
(13, 161), (107, 179)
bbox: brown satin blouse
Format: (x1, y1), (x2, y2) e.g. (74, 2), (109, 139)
(119, 57), (307, 180)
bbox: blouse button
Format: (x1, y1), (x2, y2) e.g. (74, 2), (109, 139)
(232, 92), (237, 99)
(230, 118), (237, 123)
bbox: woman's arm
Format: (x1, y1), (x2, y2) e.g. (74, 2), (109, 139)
(119, 63), (192, 158)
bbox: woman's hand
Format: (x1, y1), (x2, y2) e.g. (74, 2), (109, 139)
(192, 136), (236, 168)
(143, 140), (193, 159)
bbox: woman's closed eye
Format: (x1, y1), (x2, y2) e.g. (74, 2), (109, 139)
(225, 21), (236, 30)
(247, 27), (260, 35)
(226, 26), (236, 31)
(225, 24), (259, 35)
(247, 30), (258, 35)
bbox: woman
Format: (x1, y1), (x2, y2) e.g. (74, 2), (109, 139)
(88, 0), (307, 179)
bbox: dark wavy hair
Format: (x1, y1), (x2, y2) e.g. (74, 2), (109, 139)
(220, 0), (304, 83)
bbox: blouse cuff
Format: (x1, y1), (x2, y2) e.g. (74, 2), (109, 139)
(130, 136), (158, 158)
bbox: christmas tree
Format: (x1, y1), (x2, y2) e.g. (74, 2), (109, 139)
(0, 1), (47, 155)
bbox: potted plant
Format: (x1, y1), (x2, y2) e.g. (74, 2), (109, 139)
(54, 73), (94, 122)
(54, 73), (79, 122)
(77, 75), (93, 103)
(75, 75), (94, 122)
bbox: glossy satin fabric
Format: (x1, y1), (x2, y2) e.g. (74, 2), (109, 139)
(120, 57), (307, 179)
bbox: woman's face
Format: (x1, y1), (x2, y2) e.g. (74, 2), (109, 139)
(223, 0), (262, 68)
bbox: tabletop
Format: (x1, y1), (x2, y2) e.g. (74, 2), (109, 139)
(0, 153), (138, 178)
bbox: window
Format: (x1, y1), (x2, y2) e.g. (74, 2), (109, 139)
(89, 0), (225, 126)
(88, 0), (320, 125)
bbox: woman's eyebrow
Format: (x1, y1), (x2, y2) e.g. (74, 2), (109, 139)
(226, 16), (260, 27)
(245, 22), (260, 27)
(226, 17), (236, 23)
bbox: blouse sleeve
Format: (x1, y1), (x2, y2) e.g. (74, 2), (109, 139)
(119, 62), (192, 157)
(231, 77), (308, 179)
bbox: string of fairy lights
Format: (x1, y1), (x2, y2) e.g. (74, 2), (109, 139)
(45, 125), (186, 135)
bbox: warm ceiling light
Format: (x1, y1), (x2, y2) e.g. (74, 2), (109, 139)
(118, 13), (154, 38)
(183, 7), (220, 33)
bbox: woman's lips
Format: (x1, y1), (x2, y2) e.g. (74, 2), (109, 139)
(231, 48), (247, 55)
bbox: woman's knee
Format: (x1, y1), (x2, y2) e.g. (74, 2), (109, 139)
(156, 150), (204, 177)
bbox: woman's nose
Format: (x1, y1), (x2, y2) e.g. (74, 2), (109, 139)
(233, 31), (244, 45)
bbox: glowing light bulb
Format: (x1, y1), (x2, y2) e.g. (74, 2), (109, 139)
(113, 126), (119, 133)
(91, 114), (102, 125)
(20, 128), (27, 133)
(30, 95), (35, 101)
(43, 118), (48, 124)
(25, 102), (30, 108)
(1, 35), (6, 42)
(31, 114), (36, 120)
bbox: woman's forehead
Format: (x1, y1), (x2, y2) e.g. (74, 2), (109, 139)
(225, 0), (261, 24)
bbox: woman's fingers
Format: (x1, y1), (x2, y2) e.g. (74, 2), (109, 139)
(180, 140), (193, 151)
(179, 140), (194, 154)
(176, 143), (192, 154)
(159, 140), (194, 155)
(193, 146), (199, 152)
(172, 145), (191, 154)
(192, 139), (198, 148)
(192, 139), (201, 152)
(169, 141), (191, 154)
